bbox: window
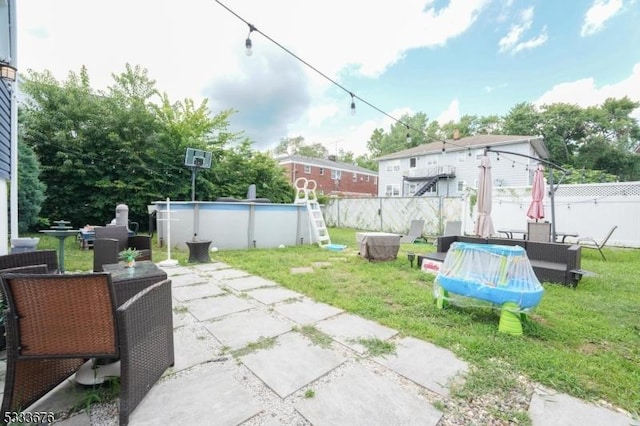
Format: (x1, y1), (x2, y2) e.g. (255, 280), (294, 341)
(457, 152), (465, 163)
(331, 169), (341, 180)
(385, 184), (400, 197)
(409, 157), (417, 168)
(352, 173), (357, 182)
(366, 175), (370, 182)
(319, 167), (324, 175)
(426, 156), (438, 167)
(408, 183), (417, 195)
(457, 181), (466, 192)
(303, 165), (311, 174)
(386, 160), (400, 172)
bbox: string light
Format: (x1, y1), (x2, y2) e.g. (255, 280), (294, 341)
(406, 125), (411, 144)
(350, 93), (356, 115)
(245, 23), (256, 56)
(213, 0), (469, 148)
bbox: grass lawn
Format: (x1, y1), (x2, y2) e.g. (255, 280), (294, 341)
(26, 228), (640, 417)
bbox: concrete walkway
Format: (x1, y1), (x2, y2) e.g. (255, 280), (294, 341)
(2, 262), (638, 425)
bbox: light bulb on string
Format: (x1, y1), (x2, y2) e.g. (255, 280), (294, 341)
(512, 161), (515, 168)
(468, 146), (471, 157)
(350, 93), (356, 115)
(245, 23), (256, 56)
(406, 125), (411, 144)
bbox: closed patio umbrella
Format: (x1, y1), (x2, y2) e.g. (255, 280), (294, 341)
(474, 156), (495, 238)
(526, 164), (545, 221)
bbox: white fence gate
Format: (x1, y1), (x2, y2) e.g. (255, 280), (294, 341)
(323, 181), (640, 248)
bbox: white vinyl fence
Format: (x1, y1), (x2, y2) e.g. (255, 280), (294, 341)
(323, 181), (640, 248)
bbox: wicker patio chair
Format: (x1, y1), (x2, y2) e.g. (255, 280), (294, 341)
(93, 225), (152, 272)
(0, 250), (59, 273)
(0, 273), (174, 425)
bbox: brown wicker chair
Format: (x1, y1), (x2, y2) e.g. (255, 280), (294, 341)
(0, 250), (59, 273)
(0, 273), (174, 425)
(93, 226), (152, 272)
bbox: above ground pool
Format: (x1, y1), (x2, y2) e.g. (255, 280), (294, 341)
(153, 200), (314, 250)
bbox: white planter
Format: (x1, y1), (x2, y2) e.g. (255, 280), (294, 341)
(10, 237), (40, 253)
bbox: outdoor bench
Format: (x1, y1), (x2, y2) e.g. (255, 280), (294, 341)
(417, 235), (585, 287)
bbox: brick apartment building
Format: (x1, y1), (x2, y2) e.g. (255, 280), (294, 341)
(277, 154), (378, 197)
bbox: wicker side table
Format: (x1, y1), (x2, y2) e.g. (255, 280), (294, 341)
(186, 240), (212, 263)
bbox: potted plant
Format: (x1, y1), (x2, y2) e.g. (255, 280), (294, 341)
(119, 248), (140, 268)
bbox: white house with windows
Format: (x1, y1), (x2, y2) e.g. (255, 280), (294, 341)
(376, 135), (550, 197)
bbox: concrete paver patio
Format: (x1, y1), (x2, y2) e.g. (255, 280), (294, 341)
(1, 261), (638, 426)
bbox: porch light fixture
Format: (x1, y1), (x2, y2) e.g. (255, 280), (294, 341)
(0, 62), (17, 81)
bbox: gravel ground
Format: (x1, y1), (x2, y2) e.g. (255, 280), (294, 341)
(55, 338), (539, 426)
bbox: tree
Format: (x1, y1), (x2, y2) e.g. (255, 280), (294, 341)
(502, 102), (539, 136)
(19, 64), (296, 228)
(585, 97), (640, 151)
(16, 140), (46, 232)
(367, 113), (431, 157)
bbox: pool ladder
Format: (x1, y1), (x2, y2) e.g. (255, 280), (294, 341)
(294, 178), (331, 247)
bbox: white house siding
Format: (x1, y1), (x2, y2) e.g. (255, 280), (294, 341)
(379, 141), (537, 197)
(487, 142), (533, 188)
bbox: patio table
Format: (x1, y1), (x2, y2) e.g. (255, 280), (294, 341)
(497, 229), (527, 239)
(103, 260), (168, 306)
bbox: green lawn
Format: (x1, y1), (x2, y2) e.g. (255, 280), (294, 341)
(24, 228), (640, 417)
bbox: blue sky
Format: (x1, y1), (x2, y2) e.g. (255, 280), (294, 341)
(17, 0), (640, 155)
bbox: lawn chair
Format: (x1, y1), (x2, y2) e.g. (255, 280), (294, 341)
(443, 221), (462, 237)
(93, 225), (152, 272)
(425, 220), (462, 245)
(399, 220), (425, 244)
(576, 225), (617, 261)
(527, 222), (551, 242)
(0, 273), (174, 425)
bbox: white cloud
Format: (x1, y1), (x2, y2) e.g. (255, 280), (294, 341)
(18, 0), (490, 95)
(498, 7), (547, 54)
(17, 0), (490, 150)
(307, 103), (340, 127)
(484, 82), (508, 93)
(581, 0), (624, 37)
(535, 63), (640, 117)
(512, 26), (548, 53)
(436, 99), (460, 124)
